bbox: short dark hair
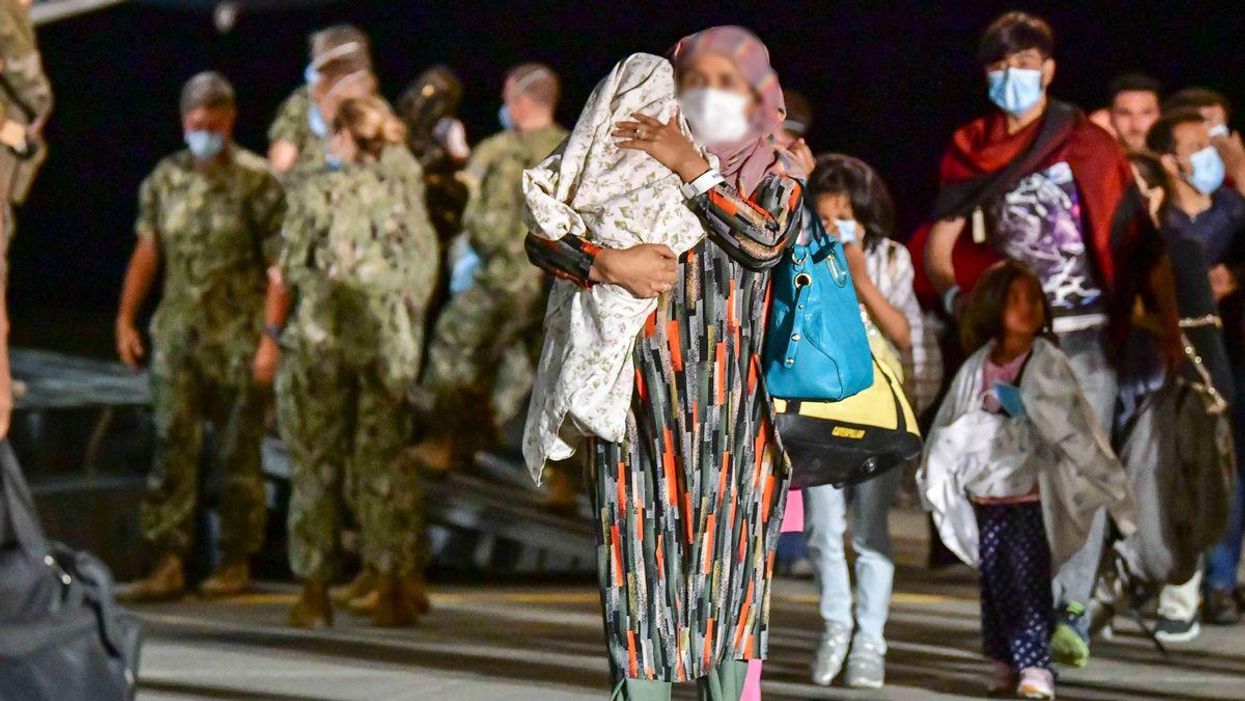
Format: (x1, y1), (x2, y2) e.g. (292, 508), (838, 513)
(959, 260), (1054, 354)
(180, 71), (235, 115)
(506, 63), (560, 108)
(806, 153), (896, 248)
(978, 11), (1054, 65)
(1163, 87), (1232, 120)
(1145, 108), (1205, 155)
(1108, 73), (1161, 103)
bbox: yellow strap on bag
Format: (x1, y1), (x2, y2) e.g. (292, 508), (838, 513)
(774, 354), (919, 437)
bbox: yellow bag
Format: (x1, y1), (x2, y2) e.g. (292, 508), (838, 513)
(774, 349), (922, 489)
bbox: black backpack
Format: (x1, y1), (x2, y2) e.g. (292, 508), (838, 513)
(0, 441), (143, 701)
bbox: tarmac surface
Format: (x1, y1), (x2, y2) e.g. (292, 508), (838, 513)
(130, 509), (1245, 701)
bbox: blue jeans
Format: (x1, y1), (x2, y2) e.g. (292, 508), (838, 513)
(803, 467), (900, 649)
(1205, 367), (1245, 591)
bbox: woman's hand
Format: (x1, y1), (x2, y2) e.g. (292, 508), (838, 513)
(1210, 263), (1239, 301)
(590, 244), (678, 299)
(788, 138), (816, 175)
(613, 112), (710, 183)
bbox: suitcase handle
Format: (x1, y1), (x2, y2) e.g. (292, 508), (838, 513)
(0, 440), (49, 559)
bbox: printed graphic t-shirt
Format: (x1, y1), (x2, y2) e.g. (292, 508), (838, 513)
(990, 161), (1106, 333)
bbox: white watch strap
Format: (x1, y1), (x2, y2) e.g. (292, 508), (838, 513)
(681, 169), (725, 199)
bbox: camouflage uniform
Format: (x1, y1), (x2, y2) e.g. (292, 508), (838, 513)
(420, 125), (566, 444)
(278, 145), (438, 580)
(135, 147), (286, 559)
(267, 86), (328, 184)
(0, 0), (52, 268)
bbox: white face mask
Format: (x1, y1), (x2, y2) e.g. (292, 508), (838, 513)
(679, 87), (750, 146)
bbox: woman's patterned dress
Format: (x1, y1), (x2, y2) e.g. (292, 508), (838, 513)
(526, 173), (804, 682)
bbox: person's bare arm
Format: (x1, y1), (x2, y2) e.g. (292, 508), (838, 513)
(926, 217), (966, 314)
(252, 267), (292, 386)
(268, 140), (299, 175)
(115, 238), (159, 369)
(1212, 131), (1245, 198)
(844, 242), (911, 351)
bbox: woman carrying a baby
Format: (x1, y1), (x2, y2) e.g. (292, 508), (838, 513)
(523, 26), (805, 701)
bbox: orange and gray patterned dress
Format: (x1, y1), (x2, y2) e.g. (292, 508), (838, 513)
(526, 173), (804, 682)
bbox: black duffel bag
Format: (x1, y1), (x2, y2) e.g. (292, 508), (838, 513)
(0, 441), (142, 701)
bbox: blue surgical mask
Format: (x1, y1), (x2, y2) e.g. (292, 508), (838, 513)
(184, 130), (225, 161)
(987, 67), (1044, 116)
(1186, 145), (1226, 195)
(304, 63), (321, 89)
(308, 103), (328, 139)
(834, 219), (859, 245)
(498, 104), (514, 131)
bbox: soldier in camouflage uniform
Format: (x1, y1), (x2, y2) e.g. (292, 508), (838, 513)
(115, 73), (285, 602)
(0, 0), (53, 430)
(267, 24), (372, 183)
(413, 64), (566, 480)
(266, 96), (438, 628)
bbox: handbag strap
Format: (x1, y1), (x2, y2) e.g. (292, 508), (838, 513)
(877, 357), (909, 434)
(781, 276), (814, 369)
(0, 440), (49, 559)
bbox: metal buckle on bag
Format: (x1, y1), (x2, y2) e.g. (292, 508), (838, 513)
(825, 248), (848, 286)
(794, 272), (812, 288)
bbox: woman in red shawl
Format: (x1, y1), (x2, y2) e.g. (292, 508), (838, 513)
(526, 26), (805, 700)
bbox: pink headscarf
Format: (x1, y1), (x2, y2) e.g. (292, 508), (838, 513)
(668, 26), (801, 197)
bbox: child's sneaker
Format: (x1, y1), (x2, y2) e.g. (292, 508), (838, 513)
(1154, 614), (1201, 643)
(1051, 602), (1090, 667)
(810, 621), (851, 686)
(1017, 667), (1055, 700)
(843, 635), (885, 689)
(988, 661), (1016, 696)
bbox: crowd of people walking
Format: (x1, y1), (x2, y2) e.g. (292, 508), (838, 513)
(0, 4), (1242, 700)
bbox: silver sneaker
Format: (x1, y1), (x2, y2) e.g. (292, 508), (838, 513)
(844, 634), (886, 689)
(810, 622), (851, 686)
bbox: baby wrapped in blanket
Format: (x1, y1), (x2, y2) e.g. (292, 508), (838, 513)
(521, 53), (709, 480)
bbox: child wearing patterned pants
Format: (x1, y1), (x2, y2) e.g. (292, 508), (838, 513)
(920, 263), (1136, 701)
(975, 501), (1053, 692)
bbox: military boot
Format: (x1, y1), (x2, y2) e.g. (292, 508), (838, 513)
(371, 574), (418, 627)
(347, 585), (379, 615)
(331, 568), (376, 607)
(406, 570), (432, 616)
(117, 553), (185, 603)
(289, 581), (333, 629)
(198, 558), (253, 598)
(356, 571), (431, 616)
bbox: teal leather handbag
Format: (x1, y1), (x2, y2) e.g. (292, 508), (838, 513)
(764, 213), (873, 401)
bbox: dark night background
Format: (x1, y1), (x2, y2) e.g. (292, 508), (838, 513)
(13, 0), (1245, 358)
